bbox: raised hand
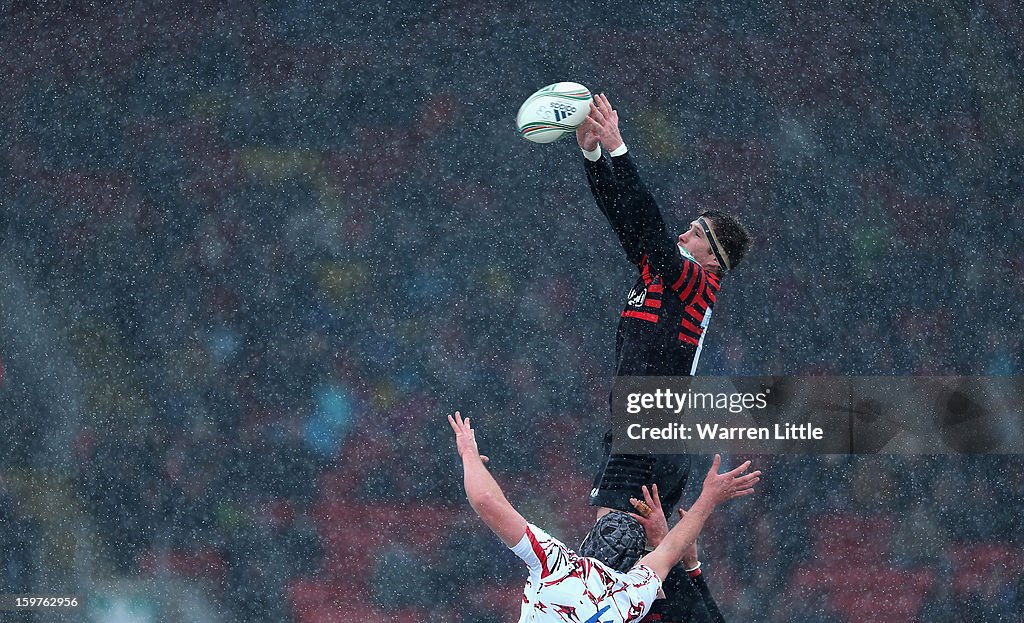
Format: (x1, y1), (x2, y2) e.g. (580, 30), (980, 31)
(629, 483), (669, 548)
(700, 454), (760, 505)
(447, 411), (489, 464)
(587, 93), (624, 152)
(576, 114), (601, 152)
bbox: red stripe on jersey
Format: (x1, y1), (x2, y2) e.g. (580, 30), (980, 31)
(680, 318), (701, 335)
(644, 299), (662, 309)
(677, 263), (703, 304)
(686, 306), (704, 322)
(677, 332), (699, 345)
(648, 283), (664, 294)
(641, 258), (652, 284)
(622, 310), (659, 323)
(671, 261), (692, 291)
(526, 527), (550, 578)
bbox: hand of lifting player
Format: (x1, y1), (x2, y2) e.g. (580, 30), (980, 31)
(587, 93), (625, 153)
(700, 454), (760, 505)
(448, 411), (489, 464)
(628, 483), (669, 548)
(576, 114), (600, 152)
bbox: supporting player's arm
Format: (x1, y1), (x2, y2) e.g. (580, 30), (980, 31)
(638, 455), (759, 582)
(448, 411), (528, 547)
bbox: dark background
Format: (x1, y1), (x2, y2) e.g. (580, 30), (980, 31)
(0, 1), (1022, 622)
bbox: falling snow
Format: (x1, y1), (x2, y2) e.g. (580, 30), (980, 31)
(1, 1), (1022, 622)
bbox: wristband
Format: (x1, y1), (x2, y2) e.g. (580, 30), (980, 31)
(609, 144), (628, 157)
(582, 146), (602, 162)
(685, 561), (702, 577)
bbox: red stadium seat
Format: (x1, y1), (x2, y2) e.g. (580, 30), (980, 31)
(479, 583), (525, 621)
(836, 588), (926, 623)
(387, 607), (430, 623)
(792, 563), (932, 623)
(838, 569), (931, 623)
(948, 542), (1023, 594)
(136, 547), (226, 582)
(311, 500), (461, 590)
(812, 513), (894, 565)
(298, 601), (387, 623)
(287, 578), (335, 615)
(289, 580), (426, 623)
(539, 470), (599, 533)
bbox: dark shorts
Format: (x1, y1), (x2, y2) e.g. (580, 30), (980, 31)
(588, 430), (692, 513)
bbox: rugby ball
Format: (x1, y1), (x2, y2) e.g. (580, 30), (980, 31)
(516, 82), (593, 143)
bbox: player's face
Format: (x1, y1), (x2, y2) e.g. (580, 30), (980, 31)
(677, 220), (720, 271)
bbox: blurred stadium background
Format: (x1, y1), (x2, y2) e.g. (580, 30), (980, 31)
(1, 1), (1022, 621)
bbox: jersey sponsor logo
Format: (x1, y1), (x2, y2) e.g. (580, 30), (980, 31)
(627, 283), (647, 307)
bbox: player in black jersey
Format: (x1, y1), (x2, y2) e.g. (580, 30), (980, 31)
(575, 94), (752, 623)
(579, 94), (752, 385)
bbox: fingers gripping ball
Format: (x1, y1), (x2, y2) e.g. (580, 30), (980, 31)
(516, 82), (593, 143)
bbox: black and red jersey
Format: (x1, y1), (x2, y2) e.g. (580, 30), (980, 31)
(585, 151), (721, 378)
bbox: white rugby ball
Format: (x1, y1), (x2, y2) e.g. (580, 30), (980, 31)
(516, 82), (593, 143)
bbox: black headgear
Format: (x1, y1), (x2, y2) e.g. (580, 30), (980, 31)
(578, 511), (647, 572)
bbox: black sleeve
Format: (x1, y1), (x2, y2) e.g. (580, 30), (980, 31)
(608, 152), (693, 292)
(584, 154), (645, 265)
(584, 151), (704, 297)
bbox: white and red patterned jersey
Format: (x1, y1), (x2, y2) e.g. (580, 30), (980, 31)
(510, 523), (661, 623)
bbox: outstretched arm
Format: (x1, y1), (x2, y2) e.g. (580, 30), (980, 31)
(587, 95), (702, 293)
(638, 455), (760, 582)
(578, 115), (646, 265)
(448, 412), (527, 547)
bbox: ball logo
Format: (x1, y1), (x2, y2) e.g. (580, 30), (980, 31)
(551, 101), (576, 122)
(516, 82), (592, 143)
(537, 102), (577, 123)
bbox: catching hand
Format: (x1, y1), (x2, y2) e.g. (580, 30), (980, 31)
(587, 93), (624, 152)
(576, 115), (600, 152)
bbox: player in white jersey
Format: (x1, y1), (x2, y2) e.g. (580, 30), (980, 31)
(448, 411), (760, 623)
